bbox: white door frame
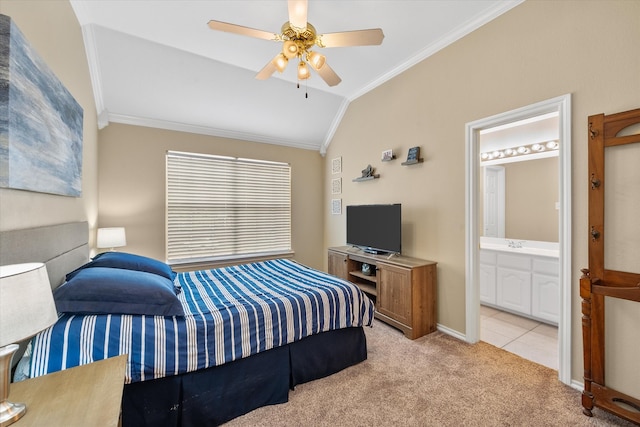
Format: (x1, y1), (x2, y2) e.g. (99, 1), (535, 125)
(464, 94), (572, 385)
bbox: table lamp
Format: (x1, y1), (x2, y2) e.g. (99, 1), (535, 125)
(0, 263), (58, 426)
(96, 227), (127, 251)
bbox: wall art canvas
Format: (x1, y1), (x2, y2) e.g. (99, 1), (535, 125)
(0, 14), (83, 197)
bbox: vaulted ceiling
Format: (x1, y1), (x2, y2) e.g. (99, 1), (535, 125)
(70, 0), (522, 154)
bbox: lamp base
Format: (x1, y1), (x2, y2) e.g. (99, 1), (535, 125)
(0, 401), (25, 427)
(0, 344), (25, 427)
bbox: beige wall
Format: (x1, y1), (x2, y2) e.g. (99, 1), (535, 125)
(0, 1), (98, 243)
(324, 0), (639, 391)
(4, 0), (639, 398)
(504, 157), (558, 242)
(98, 123), (325, 270)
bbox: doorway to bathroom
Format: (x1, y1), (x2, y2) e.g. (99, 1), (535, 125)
(464, 94), (572, 385)
(479, 114), (560, 370)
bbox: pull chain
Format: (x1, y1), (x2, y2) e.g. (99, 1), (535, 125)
(295, 80), (309, 99)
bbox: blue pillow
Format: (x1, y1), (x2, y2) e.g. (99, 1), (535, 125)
(67, 251), (177, 282)
(55, 267), (184, 316)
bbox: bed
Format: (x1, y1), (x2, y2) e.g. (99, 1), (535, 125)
(0, 222), (375, 426)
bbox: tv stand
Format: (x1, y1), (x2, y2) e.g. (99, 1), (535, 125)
(328, 246), (437, 339)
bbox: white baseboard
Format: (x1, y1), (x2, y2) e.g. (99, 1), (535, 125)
(436, 323), (467, 342)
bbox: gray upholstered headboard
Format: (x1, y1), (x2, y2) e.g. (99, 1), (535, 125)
(0, 221), (90, 290)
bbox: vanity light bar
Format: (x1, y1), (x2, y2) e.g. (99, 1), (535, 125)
(480, 140), (559, 162)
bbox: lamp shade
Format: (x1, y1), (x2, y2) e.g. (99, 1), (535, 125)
(0, 263), (58, 347)
(272, 53), (288, 73)
(97, 227), (127, 249)
(307, 51), (325, 70)
(297, 61), (310, 80)
(282, 40), (299, 59)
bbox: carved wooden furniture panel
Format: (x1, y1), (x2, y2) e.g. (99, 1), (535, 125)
(580, 108), (640, 424)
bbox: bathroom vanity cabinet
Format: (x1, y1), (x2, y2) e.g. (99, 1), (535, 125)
(480, 247), (559, 324)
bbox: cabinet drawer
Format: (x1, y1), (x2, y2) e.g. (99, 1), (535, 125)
(497, 253), (531, 271)
(533, 258), (559, 276)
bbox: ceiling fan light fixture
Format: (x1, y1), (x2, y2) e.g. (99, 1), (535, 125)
(208, 2), (384, 88)
(297, 61), (311, 80)
(283, 40), (299, 59)
(272, 53), (288, 73)
(307, 50), (326, 70)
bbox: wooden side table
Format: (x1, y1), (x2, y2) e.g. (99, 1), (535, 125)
(8, 355), (126, 427)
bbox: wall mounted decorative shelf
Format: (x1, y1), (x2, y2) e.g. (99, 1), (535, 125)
(401, 159), (424, 166)
(353, 175), (379, 182)
(353, 164), (379, 181)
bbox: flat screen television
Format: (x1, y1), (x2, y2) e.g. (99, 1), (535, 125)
(346, 204), (401, 254)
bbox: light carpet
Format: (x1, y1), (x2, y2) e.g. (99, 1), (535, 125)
(225, 320), (635, 426)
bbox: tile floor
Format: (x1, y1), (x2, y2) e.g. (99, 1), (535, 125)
(480, 305), (558, 370)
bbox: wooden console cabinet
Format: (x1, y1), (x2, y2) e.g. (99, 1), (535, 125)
(328, 246), (437, 339)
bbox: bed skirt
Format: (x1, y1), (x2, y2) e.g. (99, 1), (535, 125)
(121, 326), (368, 426)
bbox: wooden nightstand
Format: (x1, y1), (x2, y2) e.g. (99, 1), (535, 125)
(8, 355), (126, 427)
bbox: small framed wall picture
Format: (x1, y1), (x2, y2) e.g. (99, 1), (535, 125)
(331, 198), (342, 215)
(331, 157), (342, 174)
(402, 146), (424, 165)
(331, 177), (342, 194)
(407, 146), (420, 162)
(381, 149), (394, 161)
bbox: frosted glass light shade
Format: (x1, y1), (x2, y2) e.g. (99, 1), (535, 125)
(272, 53), (288, 73)
(282, 40), (298, 59)
(297, 61), (310, 80)
(97, 227), (127, 249)
(307, 51), (325, 70)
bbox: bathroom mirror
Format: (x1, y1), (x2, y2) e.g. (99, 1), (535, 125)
(479, 112), (560, 243)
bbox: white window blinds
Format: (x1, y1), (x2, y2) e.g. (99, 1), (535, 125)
(166, 151), (291, 264)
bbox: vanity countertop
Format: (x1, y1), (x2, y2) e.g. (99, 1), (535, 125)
(480, 237), (559, 258)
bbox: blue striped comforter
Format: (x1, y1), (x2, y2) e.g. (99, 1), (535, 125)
(29, 259), (375, 384)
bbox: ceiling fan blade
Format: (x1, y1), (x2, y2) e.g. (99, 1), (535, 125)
(316, 62), (341, 87)
(317, 29), (384, 48)
(208, 20), (278, 41)
(288, 0), (308, 30)
(255, 59), (278, 80)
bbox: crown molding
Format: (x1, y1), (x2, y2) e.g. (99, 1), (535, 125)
(346, 0), (525, 102)
(107, 113), (321, 151)
(320, 0), (524, 153)
(320, 98), (351, 156)
(69, 1), (108, 129)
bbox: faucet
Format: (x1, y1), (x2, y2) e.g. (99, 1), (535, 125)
(506, 240), (525, 248)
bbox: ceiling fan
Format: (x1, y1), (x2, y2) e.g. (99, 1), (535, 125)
(207, 0), (384, 87)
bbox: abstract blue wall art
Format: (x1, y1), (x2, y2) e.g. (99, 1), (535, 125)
(0, 14), (83, 197)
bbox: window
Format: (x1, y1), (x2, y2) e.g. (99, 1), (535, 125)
(166, 150), (291, 264)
